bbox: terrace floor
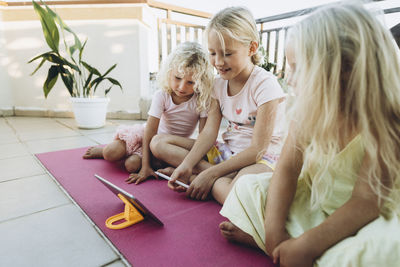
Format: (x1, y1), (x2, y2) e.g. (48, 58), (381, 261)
(0, 116), (227, 267)
(0, 116), (145, 267)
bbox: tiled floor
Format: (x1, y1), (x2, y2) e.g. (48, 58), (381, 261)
(0, 116), (145, 267)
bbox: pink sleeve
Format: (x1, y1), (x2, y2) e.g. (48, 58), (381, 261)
(148, 90), (166, 118)
(253, 74), (286, 107)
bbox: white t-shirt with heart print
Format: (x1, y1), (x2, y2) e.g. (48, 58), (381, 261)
(212, 65), (286, 155)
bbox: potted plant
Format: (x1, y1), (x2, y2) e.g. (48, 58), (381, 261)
(28, 0), (122, 129)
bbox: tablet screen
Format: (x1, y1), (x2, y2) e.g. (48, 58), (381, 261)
(94, 174), (163, 226)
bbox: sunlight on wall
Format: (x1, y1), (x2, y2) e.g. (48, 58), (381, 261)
(111, 43), (124, 54)
(6, 37), (42, 50)
(104, 29), (135, 37)
(8, 62), (22, 78)
(0, 54), (10, 66)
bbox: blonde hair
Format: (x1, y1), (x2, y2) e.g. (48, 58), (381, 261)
(157, 42), (214, 112)
(205, 6), (262, 65)
(287, 2), (400, 215)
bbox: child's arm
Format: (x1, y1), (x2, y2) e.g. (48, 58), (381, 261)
(272, 155), (382, 267)
(264, 126), (303, 255)
(126, 116), (160, 184)
(186, 99), (280, 200)
(169, 99), (222, 185)
(198, 117), (207, 133)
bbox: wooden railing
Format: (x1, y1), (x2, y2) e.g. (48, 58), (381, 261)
(256, 0), (399, 77)
(1, 0), (210, 66)
(146, 1), (210, 64)
(157, 19), (205, 64)
(3, 0), (398, 74)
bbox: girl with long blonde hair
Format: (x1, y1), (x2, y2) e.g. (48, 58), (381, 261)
(219, 2), (400, 266)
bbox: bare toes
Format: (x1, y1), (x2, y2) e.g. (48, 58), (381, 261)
(219, 221), (234, 231)
(219, 221), (258, 249)
(157, 167), (175, 176)
(219, 221), (235, 239)
(82, 146), (104, 159)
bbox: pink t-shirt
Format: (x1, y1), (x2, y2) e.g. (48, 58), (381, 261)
(213, 65), (286, 154)
(148, 90), (207, 137)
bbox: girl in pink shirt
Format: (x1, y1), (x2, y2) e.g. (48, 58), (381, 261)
(152, 7), (286, 204)
(83, 42), (214, 184)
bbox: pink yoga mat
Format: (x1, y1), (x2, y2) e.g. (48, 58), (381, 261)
(36, 147), (275, 267)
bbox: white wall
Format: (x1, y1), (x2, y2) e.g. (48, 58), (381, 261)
(0, 10), (14, 116)
(0, 4), (158, 118)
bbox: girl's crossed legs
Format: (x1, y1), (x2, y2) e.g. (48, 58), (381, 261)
(150, 134), (212, 181)
(151, 134), (272, 203)
(83, 140), (141, 173)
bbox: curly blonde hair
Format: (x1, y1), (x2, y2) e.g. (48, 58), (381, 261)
(205, 6), (262, 65)
(157, 42), (214, 112)
(287, 2), (400, 215)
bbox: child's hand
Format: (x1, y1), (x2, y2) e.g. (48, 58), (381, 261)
(126, 167), (156, 184)
(265, 228), (291, 256)
(186, 171), (217, 200)
(272, 237), (314, 267)
(168, 164), (192, 192)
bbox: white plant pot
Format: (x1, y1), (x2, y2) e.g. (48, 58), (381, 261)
(70, 97), (110, 129)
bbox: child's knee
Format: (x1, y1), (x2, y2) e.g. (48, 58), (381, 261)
(125, 155), (141, 173)
(150, 134), (168, 157)
(103, 143), (125, 162)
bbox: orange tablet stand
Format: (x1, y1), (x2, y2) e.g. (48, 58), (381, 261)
(105, 193), (144, 229)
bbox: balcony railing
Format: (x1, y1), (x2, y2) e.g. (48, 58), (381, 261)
(256, 0), (400, 77)
(0, 0), (398, 118)
(1, 0), (211, 66)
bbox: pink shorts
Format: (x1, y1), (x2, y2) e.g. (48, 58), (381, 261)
(206, 139), (282, 170)
(257, 137), (282, 170)
(113, 124), (145, 157)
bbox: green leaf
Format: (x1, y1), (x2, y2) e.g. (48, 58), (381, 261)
(59, 57), (80, 73)
(45, 3), (82, 55)
(104, 86), (112, 96)
(30, 57), (46, 75)
(105, 77), (122, 89)
(83, 72), (94, 96)
(58, 66), (75, 96)
(89, 76), (102, 86)
(68, 32), (83, 57)
(28, 51), (52, 63)
(69, 45), (78, 59)
(31, 52), (80, 73)
(79, 40), (87, 62)
(43, 65), (59, 98)
(90, 77), (123, 95)
(102, 64), (117, 77)
(88, 76), (102, 93)
(44, 53), (64, 65)
(32, 1), (59, 52)
(81, 61), (101, 76)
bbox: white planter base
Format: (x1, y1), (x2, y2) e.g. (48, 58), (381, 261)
(70, 97), (110, 129)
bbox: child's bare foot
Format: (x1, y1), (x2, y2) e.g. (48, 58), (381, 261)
(219, 221), (258, 249)
(152, 158), (166, 170)
(156, 167), (175, 176)
(82, 146), (104, 159)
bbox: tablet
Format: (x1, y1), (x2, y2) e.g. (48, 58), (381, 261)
(94, 174), (163, 226)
